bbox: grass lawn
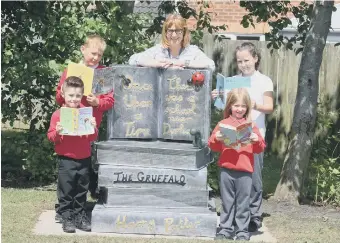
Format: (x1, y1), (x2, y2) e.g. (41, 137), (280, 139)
(1, 188), (216, 243)
(2, 135), (339, 243)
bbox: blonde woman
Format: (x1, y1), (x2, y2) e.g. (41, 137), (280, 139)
(129, 14), (215, 71)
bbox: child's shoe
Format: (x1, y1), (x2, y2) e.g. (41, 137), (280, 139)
(62, 215), (76, 233)
(235, 235), (250, 241)
(55, 212), (62, 222)
(75, 211), (91, 232)
(214, 233), (234, 240)
(248, 220), (262, 232)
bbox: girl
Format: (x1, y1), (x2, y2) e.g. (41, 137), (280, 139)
(209, 88), (266, 241)
(212, 42), (274, 232)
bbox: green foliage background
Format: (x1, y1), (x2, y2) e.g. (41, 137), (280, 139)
(2, 1), (339, 206)
(1, 1), (225, 183)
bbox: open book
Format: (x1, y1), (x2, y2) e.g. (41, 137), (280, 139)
(60, 107), (94, 136)
(219, 122), (253, 150)
(108, 66), (212, 142)
(214, 73), (251, 110)
(66, 62), (114, 96)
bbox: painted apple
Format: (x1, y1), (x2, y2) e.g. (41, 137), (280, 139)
(191, 71), (205, 85)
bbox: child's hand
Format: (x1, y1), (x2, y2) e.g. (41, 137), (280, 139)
(251, 100), (257, 110)
(211, 89), (218, 100)
(250, 132), (259, 143)
(90, 117), (97, 128)
(56, 122), (63, 134)
(87, 93), (99, 107)
(215, 131), (224, 141)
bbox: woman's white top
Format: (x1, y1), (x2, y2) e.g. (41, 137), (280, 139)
(128, 44), (215, 71)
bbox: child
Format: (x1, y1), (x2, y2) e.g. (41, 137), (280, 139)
(55, 35), (114, 220)
(211, 42), (274, 232)
(209, 88), (266, 241)
(48, 76), (98, 233)
(56, 34), (114, 131)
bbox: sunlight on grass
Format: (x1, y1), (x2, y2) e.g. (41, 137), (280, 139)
(1, 188), (215, 243)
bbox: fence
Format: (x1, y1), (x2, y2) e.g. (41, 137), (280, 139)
(203, 35), (340, 155)
(3, 36), (340, 155)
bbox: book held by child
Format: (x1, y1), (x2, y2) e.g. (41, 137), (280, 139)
(66, 62), (114, 96)
(60, 107), (94, 136)
(214, 73), (251, 110)
(219, 122), (253, 150)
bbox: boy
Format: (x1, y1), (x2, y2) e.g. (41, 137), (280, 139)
(55, 35), (114, 220)
(48, 76), (98, 233)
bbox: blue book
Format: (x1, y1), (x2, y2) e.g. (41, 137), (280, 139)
(214, 73), (251, 110)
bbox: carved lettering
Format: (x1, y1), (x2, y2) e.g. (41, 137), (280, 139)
(123, 78), (153, 92)
(168, 116), (193, 123)
(125, 121), (151, 137)
(186, 96), (196, 103)
(168, 76), (194, 91)
(164, 217), (201, 233)
(164, 104), (196, 116)
(163, 123), (190, 136)
(113, 171), (186, 185)
(165, 95), (183, 103)
(115, 215), (156, 232)
(123, 95), (152, 109)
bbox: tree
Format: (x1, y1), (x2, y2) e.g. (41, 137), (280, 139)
(241, 0), (335, 204)
(274, 1), (334, 204)
(1, 1), (153, 131)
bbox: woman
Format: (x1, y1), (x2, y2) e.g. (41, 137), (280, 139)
(128, 14), (215, 71)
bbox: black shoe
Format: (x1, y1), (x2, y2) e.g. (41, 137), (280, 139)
(214, 234), (234, 240)
(75, 212), (91, 232)
(248, 221), (262, 232)
(235, 235), (250, 241)
(62, 216), (76, 233)
(55, 212), (62, 223)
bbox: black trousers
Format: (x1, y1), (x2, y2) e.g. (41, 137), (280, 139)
(57, 155), (91, 218)
(56, 144), (99, 214)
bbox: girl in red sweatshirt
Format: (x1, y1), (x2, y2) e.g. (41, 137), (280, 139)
(208, 88), (266, 241)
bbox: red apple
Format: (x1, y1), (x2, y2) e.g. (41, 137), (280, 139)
(191, 72), (205, 85)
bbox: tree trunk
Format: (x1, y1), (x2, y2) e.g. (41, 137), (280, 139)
(273, 0), (334, 204)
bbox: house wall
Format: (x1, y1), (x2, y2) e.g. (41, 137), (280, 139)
(187, 0), (340, 36)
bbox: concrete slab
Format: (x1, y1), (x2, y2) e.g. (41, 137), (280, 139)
(34, 210), (277, 242)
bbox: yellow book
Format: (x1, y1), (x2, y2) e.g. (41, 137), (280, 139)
(66, 62), (94, 96)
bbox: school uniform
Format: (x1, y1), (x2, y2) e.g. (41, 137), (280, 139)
(54, 64), (115, 216)
(244, 71), (273, 226)
(208, 117), (266, 240)
(47, 106), (98, 219)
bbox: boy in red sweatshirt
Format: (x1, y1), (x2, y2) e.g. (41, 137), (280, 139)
(48, 76), (98, 233)
(55, 35), (114, 220)
(208, 88), (266, 241)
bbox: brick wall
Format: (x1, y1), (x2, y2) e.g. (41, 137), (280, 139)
(186, 0), (340, 35)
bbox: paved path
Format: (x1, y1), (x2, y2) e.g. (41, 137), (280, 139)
(34, 210), (277, 242)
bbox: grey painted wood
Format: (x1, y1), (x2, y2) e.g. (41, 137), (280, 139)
(98, 165), (207, 190)
(160, 68), (212, 142)
(91, 204), (217, 237)
(103, 187), (208, 208)
(107, 66), (212, 142)
(108, 66), (159, 139)
(96, 140), (212, 170)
